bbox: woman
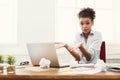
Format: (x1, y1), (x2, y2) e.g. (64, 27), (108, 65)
(55, 8), (102, 64)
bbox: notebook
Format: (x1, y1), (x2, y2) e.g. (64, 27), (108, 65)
(107, 64), (120, 72)
(27, 43), (69, 68)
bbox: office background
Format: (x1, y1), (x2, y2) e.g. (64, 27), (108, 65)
(0, 0), (120, 63)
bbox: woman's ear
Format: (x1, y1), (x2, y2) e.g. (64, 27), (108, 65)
(92, 21), (94, 25)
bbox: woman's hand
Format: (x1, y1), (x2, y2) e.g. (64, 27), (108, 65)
(54, 42), (67, 49)
(70, 42), (83, 51)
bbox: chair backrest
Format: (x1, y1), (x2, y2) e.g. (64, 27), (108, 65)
(100, 41), (106, 62)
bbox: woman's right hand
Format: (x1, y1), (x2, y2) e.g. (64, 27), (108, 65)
(54, 42), (67, 49)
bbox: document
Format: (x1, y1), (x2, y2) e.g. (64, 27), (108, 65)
(61, 67), (101, 74)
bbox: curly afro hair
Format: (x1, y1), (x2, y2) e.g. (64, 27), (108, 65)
(78, 8), (96, 21)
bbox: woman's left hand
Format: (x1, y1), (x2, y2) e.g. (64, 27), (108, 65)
(70, 42), (83, 51)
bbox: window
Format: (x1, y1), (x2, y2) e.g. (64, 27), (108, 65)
(55, 0), (113, 43)
(0, 0), (17, 44)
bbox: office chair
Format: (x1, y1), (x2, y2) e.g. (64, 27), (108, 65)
(100, 41), (106, 62)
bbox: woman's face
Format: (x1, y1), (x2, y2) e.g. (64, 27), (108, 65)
(79, 17), (93, 34)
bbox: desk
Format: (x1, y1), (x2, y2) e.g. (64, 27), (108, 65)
(0, 66), (120, 80)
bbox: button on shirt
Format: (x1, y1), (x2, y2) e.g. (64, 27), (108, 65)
(74, 30), (102, 64)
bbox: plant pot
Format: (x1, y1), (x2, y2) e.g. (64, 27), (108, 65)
(0, 65), (3, 73)
(7, 65), (15, 74)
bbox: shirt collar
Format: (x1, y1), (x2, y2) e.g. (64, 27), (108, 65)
(80, 30), (94, 37)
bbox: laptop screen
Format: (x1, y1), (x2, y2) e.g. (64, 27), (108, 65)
(27, 43), (67, 67)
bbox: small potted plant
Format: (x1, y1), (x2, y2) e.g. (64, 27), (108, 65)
(6, 55), (16, 74)
(0, 54), (4, 73)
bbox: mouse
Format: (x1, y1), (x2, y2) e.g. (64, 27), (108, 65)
(20, 61), (29, 66)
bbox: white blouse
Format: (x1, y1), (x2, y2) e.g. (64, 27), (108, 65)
(74, 30), (102, 64)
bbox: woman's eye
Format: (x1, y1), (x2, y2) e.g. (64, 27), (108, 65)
(80, 23), (83, 25)
(86, 23), (90, 25)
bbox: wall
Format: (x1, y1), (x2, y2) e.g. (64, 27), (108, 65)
(113, 0), (120, 43)
(106, 0), (120, 63)
(0, 0), (55, 55)
(18, 0), (55, 43)
(0, 0), (17, 43)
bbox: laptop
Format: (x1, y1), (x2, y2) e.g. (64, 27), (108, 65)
(27, 43), (69, 68)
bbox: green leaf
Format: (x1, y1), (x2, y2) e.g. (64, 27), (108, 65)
(0, 54), (4, 63)
(7, 55), (16, 65)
